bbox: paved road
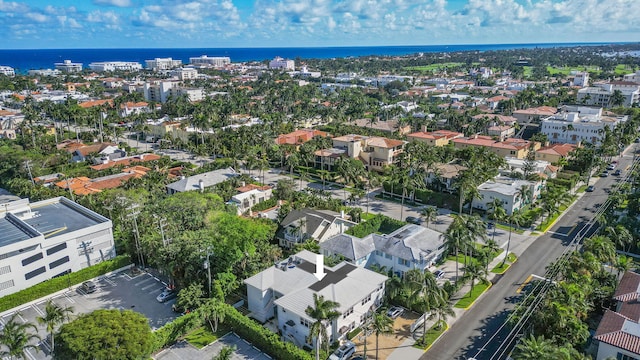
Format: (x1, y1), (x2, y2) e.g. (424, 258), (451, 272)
(422, 146), (639, 360)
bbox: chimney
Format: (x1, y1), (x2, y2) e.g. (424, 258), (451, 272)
(241, 181), (246, 187)
(198, 179), (204, 193)
(340, 210), (345, 219)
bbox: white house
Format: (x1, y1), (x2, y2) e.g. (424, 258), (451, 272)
(501, 157), (557, 179)
(472, 176), (542, 215)
(276, 209), (356, 248)
(166, 168), (238, 194)
(229, 184), (273, 215)
(572, 71), (589, 87)
(540, 105), (626, 146)
(0, 196), (115, 297)
(320, 224), (446, 277)
(244, 250), (387, 349)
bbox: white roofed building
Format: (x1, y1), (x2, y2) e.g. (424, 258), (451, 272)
(540, 105), (626, 145)
(269, 57), (295, 71)
(55, 60), (82, 73)
(88, 61), (142, 72)
(244, 250), (387, 348)
(0, 66), (15, 77)
(472, 176), (542, 215)
(145, 58), (182, 71)
(189, 55), (231, 67)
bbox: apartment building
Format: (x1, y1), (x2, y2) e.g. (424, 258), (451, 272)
(540, 105), (626, 145)
(0, 196), (115, 297)
(145, 58), (183, 71)
(577, 82), (640, 107)
(189, 55), (231, 67)
(269, 57), (295, 70)
(54, 60), (83, 73)
(0, 66), (15, 77)
(172, 67), (198, 80)
(88, 61), (143, 72)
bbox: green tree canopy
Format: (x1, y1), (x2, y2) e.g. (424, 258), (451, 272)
(55, 309), (154, 360)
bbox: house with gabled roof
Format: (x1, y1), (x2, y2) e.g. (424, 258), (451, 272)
(407, 130), (464, 147)
(535, 143), (577, 165)
(166, 167), (238, 194)
(451, 135), (540, 159)
(595, 271), (640, 360)
(320, 224), (446, 277)
(244, 250), (387, 349)
(276, 208), (356, 248)
(275, 129), (328, 147)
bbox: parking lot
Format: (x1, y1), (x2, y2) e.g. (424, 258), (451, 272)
(154, 332), (272, 360)
(0, 269), (178, 360)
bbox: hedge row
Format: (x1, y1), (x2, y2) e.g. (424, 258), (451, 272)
(347, 213), (405, 238)
(251, 198), (278, 212)
(0, 255), (131, 313)
(221, 303), (312, 360)
(152, 311), (202, 351)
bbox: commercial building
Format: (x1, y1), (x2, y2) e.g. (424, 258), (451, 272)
(244, 250), (387, 348)
(269, 57), (295, 71)
(54, 60), (83, 73)
(0, 66), (15, 77)
(145, 58), (183, 71)
(189, 55), (231, 67)
(0, 195), (115, 297)
(172, 67), (198, 80)
(540, 105), (626, 145)
(577, 82), (640, 107)
(88, 61), (143, 72)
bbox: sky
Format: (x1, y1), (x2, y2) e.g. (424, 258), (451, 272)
(1, 0), (639, 49)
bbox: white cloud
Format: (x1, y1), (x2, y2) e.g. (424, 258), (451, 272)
(93, 0), (132, 7)
(25, 12), (48, 23)
(0, 0), (28, 12)
(87, 10), (119, 24)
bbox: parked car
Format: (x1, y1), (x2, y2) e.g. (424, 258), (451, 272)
(156, 288), (177, 303)
(81, 280), (97, 294)
(328, 341), (356, 360)
(405, 216), (423, 225)
(434, 270), (445, 280)
(387, 306), (404, 319)
(607, 164), (616, 170)
(586, 185), (595, 192)
(600, 171), (609, 177)
(613, 169), (622, 176)
(486, 222), (495, 229)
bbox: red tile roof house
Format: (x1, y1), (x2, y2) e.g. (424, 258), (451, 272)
(275, 129), (328, 147)
(595, 271), (640, 360)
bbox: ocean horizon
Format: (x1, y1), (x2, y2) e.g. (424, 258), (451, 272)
(0, 42), (629, 73)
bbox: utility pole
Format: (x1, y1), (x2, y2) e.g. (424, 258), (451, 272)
(24, 160), (34, 185)
(78, 240), (93, 267)
(203, 249), (213, 297)
(126, 204), (145, 269)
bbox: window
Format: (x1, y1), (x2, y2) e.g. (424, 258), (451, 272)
(361, 294), (371, 306)
(384, 253), (392, 259)
(0, 280), (14, 291)
(21, 252), (43, 267)
(343, 307), (353, 318)
(300, 318), (311, 327)
(617, 353), (640, 360)
(398, 258), (410, 267)
(25, 266), (46, 280)
(49, 256), (70, 269)
(46, 243), (67, 256)
(0, 265), (10, 275)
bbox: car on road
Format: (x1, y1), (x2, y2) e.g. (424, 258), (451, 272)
(405, 216), (423, 225)
(156, 288), (177, 303)
(486, 222), (495, 229)
(434, 269), (445, 279)
(586, 185), (595, 192)
(81, 280), (97, 293)
(328, 341), (356, 360)
(387, 306), (404, 319)
(613, 169), (622, 176)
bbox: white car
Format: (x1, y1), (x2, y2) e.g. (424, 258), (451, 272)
(156, 288), (177, 303)
(328, 341), (356, 360)
(386, 306), (404, 319)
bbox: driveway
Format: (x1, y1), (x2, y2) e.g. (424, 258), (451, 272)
(352, 310), (420, 359)
(154, 332), (272, 360)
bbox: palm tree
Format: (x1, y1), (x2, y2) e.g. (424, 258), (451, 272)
(0, 313), (40, 360)
(463, 262), (489, 297)
(615, 255), (633, 278)
(606, 225), (634, 253)
(502, 210), (523, 267)
(196, 299), (226, 333)
(442, 222), (464, 281)
(582, 235), (616, 264)
(36, 300), (74, 351)
(305, 294), (341, 360)
(428, 297), (455, 332)
(370, 312), (393, 360)
(420, 207), (438, 229)
(513, 334), (553, 359)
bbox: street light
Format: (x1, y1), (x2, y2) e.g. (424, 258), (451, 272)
(203, 249), (213, 297)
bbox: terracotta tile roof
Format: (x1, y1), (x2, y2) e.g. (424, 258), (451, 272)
(537, 143), (576, 157)
(90, 153), (161, 171)
(120, 101), (149, 109)
(619, 300), (640, 322)
(615, 271), (640, 302)
(487, 95), (510, 102)
(513, 106), (557, 116)
(79, 99), (113, 108)
(452, 136), (532, 151)
(275, 129), (328, 145)
(54, 169), (149, 195)
(72, 143), (118, 157)
(472, 114), (517, 124)
(594, 310), (640, 355)
(408, 130), (463, 140)
(236, 183), (271, 192)
(333, 134), (368, 142)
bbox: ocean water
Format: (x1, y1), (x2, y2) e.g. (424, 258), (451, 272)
(0, 42), (622, 73)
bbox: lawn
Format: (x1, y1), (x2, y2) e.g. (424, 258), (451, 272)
(361, 212), (377, 221)
(413, 322), (449, 350)
(494, 223), (525, 234)
(184, 326), (220, 349)
(535, 196), (577, 232)
(546, 65), (601, 75)
(576, 185), (587, 193)
(404, 62), (463, 72)
(447, 253), (481, 267)
(454, 282), (492, 309)
(491, 253), (517, 274)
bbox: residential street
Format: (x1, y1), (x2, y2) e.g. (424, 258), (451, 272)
(421, 145), (639, 360)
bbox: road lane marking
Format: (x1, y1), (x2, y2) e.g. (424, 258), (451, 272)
(516, 275), (533, 294)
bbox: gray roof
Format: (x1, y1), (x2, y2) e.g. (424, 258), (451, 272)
(245, 250), (387, 319)
(276, 208), (354, 241)
(320, 224), (443, 262)
(166, 167), (238, 193)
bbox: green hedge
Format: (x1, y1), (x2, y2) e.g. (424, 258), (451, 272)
(346, 214), (405, 238)
(153, 311), (202, 351)
(221, 303), (312, 360)
(251, 198), (278, 212)
(0, 255), (131, 313)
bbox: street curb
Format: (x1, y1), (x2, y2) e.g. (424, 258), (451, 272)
(418, 322), (449, 352)
(456, 282), (493, 310)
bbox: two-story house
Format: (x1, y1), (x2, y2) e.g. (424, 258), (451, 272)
(244, 250), (387, 349)
(314, 134), (406, 172)
(451, 136), (540, 159)
(406, 130), (464, 147)
(276, 209), (356, 248)
(320, 224), (446, 277)
(472, 176), (542, 215)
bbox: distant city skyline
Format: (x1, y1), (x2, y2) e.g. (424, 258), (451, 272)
(1, 0), (639, 49)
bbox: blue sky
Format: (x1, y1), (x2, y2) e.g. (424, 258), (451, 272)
(1, 0), (638, 49)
